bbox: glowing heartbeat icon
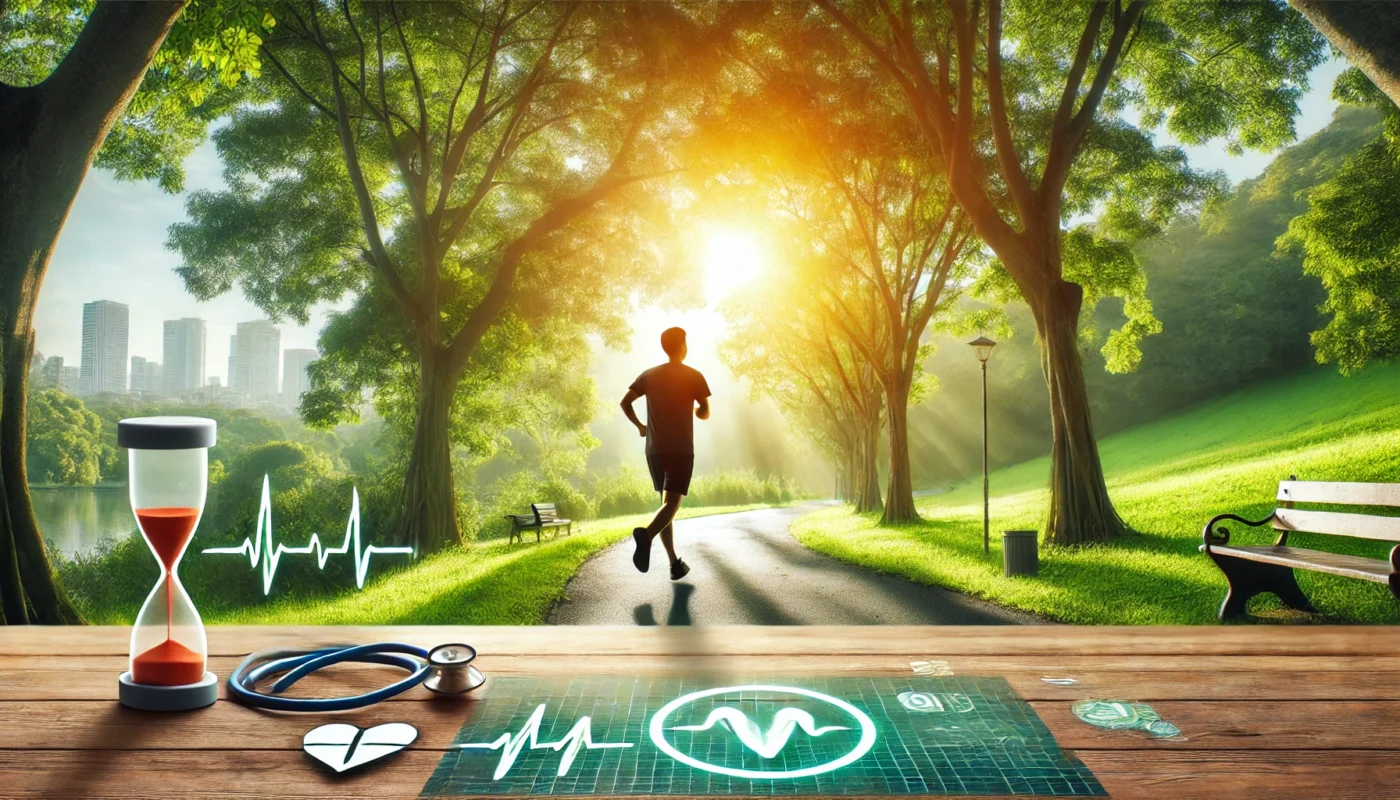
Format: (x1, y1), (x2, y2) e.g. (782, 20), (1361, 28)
(453, 703), (633, 779)
(201, 474), (415, 595)
(670, 708), (850, 758)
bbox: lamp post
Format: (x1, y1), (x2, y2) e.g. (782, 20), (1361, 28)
(968, 335), (997, 554)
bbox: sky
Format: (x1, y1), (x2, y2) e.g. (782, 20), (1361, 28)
(33, 56), (1350, 386)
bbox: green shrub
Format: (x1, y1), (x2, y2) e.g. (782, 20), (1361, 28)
(688, 469), (794, 507)
(587, 467), (656, 518)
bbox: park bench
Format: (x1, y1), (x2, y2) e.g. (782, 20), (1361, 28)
(1202, 477), (1400, 620)
(505, 502), (572, 544)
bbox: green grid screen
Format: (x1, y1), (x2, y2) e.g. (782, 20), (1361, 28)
(420, 676), (1104, 797)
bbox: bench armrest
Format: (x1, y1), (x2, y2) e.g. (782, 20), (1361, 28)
(1202, 512), (1275, 551)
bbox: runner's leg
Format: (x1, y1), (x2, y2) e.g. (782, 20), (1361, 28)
(658, 521), (678, 565)
(645, 491), (683, 538)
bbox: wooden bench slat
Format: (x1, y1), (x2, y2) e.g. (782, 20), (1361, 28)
(1211, 545), (1392, 583)
(1272, 507), (1400, 543)
(1279, 480), (1400, 508)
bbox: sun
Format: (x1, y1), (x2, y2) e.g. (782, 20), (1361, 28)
(702, 228), (765, 305)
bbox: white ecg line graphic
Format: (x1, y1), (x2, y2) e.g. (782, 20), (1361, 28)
(452, 703), (633, 779)
(201, 474), (415, 594)
(669, 707), (850, 759)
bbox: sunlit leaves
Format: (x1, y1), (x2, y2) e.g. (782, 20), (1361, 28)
(1280, 128), (1400, 374)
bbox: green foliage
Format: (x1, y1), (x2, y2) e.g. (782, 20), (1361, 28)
(912, 105), (1383, 489)
(1, 0), (274, 192)
(585, 467), (657, 519)
(25, 389), (106, 486)
(688, 469), (794, 508)
(797, 363), (1400, 625)
(1279, 70), (1400, 374)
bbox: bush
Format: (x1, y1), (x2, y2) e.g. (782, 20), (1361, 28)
(688, 469), (794, 507)
(587, 467), (656, 518)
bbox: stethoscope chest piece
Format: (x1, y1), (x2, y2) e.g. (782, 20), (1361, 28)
(423, 643), (486, 695)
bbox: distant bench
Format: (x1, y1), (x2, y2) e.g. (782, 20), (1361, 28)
(1202, 478), (1400, 621)
(505, 503), (573, 544)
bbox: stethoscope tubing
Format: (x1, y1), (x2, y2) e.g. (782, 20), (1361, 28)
(229, 643), (432, 712)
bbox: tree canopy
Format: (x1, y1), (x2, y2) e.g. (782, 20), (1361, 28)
(1279, 68), (1400, 374)
(168, 1), (722, 551)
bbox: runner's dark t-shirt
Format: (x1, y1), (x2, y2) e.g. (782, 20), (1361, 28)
(630, 363), (711, 455)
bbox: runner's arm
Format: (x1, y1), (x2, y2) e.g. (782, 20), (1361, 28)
(696, 396), (710, 421)
(620, 389), (646, 436)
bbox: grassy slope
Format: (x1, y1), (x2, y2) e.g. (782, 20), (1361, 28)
(793, 365), (1400, 624)
(207, 504), (768, 625)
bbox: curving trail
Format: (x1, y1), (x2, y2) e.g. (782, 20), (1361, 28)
(547, 504), (1046, 625)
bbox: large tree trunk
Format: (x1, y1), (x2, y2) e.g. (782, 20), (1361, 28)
(0, 0), (184, 624)
(1292, 1), (1400, 108)
(854, 415), (884, 514)
(881, 380), (918, 523)
(1031, 279), (1127, 546)
(396, 349), (461, 553)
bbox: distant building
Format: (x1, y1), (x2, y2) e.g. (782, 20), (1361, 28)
(34, 355), (64, 391)
(130, 356), (147, 394)
(208, 376), (221, 389)
(228, 320), (280, 402)
(79, 300), (128, 395)
(61, 366), (79, 394)
(130, 357), (162, 396)
(161, 318), (206, 396)
(282, 349), (319, 409)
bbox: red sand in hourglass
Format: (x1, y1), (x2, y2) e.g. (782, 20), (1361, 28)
(131, 507), (204, 685)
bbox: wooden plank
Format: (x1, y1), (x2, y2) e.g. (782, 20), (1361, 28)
(6, 699), (1400, 752)
(1278, 480), (1400, 508)
(1, 749), (1397, 800)
(1273, 507), (1400, 543)
(7, 626), (1400, 657)
(8, 656), (1400, 702)
(1080, 750), (1400, 800)
(1211, 545), (1392, 582)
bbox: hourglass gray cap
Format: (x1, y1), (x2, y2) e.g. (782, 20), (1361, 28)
(117, 416), (217, 450)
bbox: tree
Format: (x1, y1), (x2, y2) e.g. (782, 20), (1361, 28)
(170, 1), (715, 552)
(817, 0), (1324, 544)
(1291, 1), (1400, 108)
(25, 389), (106, 486)
(0, 0), (269, 623)
(1279, 69), (1400, 373)
(723, 233), (887, 514)
(707, 13), (974, 523)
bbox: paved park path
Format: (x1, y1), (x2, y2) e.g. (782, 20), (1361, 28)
(547, 504), (1046, 625)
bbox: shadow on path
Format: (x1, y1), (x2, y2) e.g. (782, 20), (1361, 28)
(549, 504), (1046, 626)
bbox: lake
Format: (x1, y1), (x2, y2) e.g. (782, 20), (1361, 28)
(32, 487), (136, 558)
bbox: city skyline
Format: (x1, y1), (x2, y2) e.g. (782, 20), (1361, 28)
(47, 302), (319, 404)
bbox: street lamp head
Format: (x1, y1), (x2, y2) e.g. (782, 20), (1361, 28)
(968, 335), (997, 364)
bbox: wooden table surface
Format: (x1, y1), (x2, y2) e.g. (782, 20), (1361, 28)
(2, 625), (1399, 799)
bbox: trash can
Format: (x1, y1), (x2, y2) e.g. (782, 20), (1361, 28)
(1003, 530), (1038, 577)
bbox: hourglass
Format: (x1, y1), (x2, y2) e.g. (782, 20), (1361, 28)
(117, 416), (219, 711)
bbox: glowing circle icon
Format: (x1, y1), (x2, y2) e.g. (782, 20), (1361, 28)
(648, 685), (877, 780)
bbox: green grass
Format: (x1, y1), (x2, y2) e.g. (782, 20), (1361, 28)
(793, 365), (1400, 625)
(206, 504), (770, 625)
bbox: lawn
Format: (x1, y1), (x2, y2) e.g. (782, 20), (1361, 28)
(792, 364), (1400, 625)
(206, 504), (769, 625)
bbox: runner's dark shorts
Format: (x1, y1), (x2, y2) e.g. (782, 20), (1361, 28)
(647, 453), (695, 495)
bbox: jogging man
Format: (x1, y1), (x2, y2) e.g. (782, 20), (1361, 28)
(620, 326), (710, 580)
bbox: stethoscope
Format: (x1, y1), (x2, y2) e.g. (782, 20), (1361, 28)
(228, 642), (486, 712)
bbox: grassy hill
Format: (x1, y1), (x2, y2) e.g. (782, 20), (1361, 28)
(793, 364), (1400, 624)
